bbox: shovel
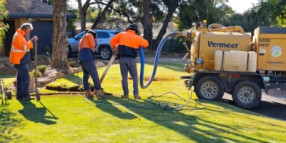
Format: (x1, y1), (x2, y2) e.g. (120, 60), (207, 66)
(100, 51), (118, 83)
(34, 41), (40, 101)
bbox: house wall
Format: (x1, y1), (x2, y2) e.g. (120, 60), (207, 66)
(31, 20), (53, 55)
(2, 20), (15, 57)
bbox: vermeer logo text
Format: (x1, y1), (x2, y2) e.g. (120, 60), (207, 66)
(208, 41), (239, 48)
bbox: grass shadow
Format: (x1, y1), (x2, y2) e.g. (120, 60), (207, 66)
(18, 100), (58, 125)
(86, 97), (137, 120)
(62, 74), (82, 86)
(0, 74), (16, 87)
(0, 74), (15, 78)
(104, 97), (268, 142)
(0, 105), (23, 142)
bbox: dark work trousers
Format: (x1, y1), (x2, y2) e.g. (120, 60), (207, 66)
(15, 63), (30, 98)
(80, 60), (102, 91)
(119, 57), (138, 96)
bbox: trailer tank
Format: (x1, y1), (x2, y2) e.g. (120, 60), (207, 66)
(190, 28), (251, 71)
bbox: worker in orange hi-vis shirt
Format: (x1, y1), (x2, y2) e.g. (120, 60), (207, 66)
(110, 24), (149, 99)
(78, 30), (107, 99)
(9, 23), (38, 100)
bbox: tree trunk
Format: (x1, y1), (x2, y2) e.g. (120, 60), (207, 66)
(51, 0), (69, 68)
(78, 0), (90, 31)
(91, 0), (115, 29)
(143, 0), (153, 51)
(77, 0), (85, 31)
(152, 0), (179, 50)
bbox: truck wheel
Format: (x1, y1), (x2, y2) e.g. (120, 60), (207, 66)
(232, 81), (261, 109)
(99, 46), (112, 60)
(195, 76), (224, 101)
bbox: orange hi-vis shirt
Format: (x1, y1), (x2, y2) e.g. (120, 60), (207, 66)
(9, 29), (33, 64)
(110, 30), (149, 51)
(110, 30), (149, 58)
(78, 33), (95, 51)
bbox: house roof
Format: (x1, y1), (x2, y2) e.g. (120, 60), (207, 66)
(6, 0), (76, 19)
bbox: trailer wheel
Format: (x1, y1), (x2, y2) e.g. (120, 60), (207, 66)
(195, 76), (224, 101)
(232, 81), (261, 109)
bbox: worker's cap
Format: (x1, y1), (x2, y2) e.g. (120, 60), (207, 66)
(86, 29), (97, 39)
(126, 24), (138, 33)
(21, 23), (33, 30)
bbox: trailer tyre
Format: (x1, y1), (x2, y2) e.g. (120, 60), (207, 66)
(195, 76), (224, 101)
(232, 81), (261, 109)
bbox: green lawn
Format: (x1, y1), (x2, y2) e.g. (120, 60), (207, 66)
(0, 74), (15, 87)
(1, 62), (286, 142)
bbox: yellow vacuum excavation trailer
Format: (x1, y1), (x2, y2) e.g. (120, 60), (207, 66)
(180, 22), (286, 109)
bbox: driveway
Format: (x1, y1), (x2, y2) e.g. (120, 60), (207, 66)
(223, 92), (286, 121)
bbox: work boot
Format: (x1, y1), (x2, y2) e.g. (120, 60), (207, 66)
(134, 95), (141, 100)
(85, 90), (94, 98)
(95, 89), (107, 99)
(104, 90), (113, 96)
(121, 95), (129, 99)
(94, 89), (112, 96)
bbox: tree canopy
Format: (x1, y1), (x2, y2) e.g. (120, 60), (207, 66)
(0, 0), (9, 49)
(220, 0), (286, 32)
(67, 0), (286, 53)
(48, 0), (286, 62)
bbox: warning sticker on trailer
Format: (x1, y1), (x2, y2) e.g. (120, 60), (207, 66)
(259, 48), (266, 56)
(271, 46), (282, 57)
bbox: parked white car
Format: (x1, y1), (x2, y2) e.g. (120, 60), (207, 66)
(68, 29), (120, 60)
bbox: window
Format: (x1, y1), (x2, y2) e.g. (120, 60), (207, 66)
(112, 32), (120, 35)
(97, 31), (110, 38)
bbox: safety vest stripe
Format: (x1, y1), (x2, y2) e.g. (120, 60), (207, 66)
(10, 46), (29, 52)
(24, 44), (28, 51)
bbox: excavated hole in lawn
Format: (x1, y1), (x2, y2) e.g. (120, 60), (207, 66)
(46, 85), (82, 91)
(46, 76), (176, 92)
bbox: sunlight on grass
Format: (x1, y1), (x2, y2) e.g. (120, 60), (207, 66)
(2, 95), (286, 142)
(0, 74), (15, 87)
(46, 62), (188, 97)
(1, 62), (286, 142)
(46, 72), (82, 88)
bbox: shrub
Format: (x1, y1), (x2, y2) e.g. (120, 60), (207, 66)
(30, 65), (46, 77)
(37, 65), (47, 75)
(69, 61), (77, 67)
(162, 36), (191, 54)
(30, 70), (42, 77)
